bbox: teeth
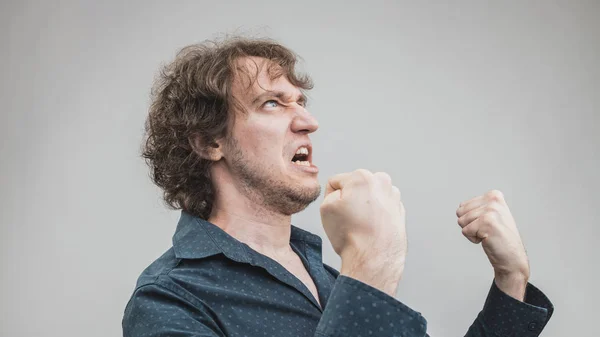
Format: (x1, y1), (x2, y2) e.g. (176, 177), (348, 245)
(295, 147), (309, 155)
(293, 161), (311, 166)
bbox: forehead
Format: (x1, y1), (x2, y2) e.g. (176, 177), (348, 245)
(232, 56), (301, 100)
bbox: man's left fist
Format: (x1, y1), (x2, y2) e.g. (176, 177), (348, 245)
(456, 190), (530, 282)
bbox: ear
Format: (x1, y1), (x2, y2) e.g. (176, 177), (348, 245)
(188, 134), (223, 161)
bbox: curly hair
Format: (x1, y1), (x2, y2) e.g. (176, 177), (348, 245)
(141, 37), (313, 220)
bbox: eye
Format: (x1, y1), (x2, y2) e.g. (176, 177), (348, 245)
(263, 100), (279, 108)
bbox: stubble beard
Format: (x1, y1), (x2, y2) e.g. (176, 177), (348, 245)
(228, 139), (321, 215)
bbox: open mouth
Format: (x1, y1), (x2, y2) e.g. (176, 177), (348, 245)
(291, 146), (311, 167)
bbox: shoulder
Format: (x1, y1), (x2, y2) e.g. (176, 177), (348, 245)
(123, 248), (216, 320)
(132, 247), (181, 289)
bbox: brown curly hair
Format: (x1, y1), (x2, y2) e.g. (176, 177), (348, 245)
(141, 37), (313, 220)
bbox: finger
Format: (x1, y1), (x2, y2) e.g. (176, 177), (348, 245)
(322, 189), (342, 207)
(457, 204), (487, 228)
(325, 172), (352, 197)
(464, 234), (483, 244)
(374, 171), (392, 187)
(461, 218), (489, 243)
(484, 189), (507, 205)
(456, 195), (486, 218)
(391, 185), (401, 202)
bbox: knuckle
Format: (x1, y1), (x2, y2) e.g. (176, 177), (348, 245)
(374, 171), (392, 184)
(327, 174), (341, 183)
(481, 212), (495, 224)
(354, 168), (371, 176)
(485, 204), (499, 213)
(353, 169), (373, 182)
(486, 189), (504, 201)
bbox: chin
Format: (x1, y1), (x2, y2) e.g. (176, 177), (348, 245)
(298, 178), (321, 196)
(306, 182), (322, 197)
(279, 183), (321, 215)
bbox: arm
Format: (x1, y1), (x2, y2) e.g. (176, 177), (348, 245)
(464, 278), (554, 337)
(318, 169), (422, 335)
(315, 275), (428, 337)
(317, 270), (554, 337)
(318, 184), (556, 337)
(122, 283), (226, 337)
(456, 190), (555, 336)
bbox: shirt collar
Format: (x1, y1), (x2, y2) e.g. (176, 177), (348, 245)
(172, 210), (323, 261)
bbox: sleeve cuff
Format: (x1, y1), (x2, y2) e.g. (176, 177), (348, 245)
(480, 279), (554, 336)
(315, 275), (427, 336)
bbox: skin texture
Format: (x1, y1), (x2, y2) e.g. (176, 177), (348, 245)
(191, 56), (531, 302)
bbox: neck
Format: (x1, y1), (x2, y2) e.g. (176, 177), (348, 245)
(208, 178), (294, 257)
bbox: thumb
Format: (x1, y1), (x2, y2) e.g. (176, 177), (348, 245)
(325, 172), (352, 197)
(322, 189), (342, 208)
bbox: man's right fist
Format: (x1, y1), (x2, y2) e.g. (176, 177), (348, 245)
(320, 169), (407, 296)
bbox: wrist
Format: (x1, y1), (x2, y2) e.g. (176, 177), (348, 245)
(340, 257), (404, 297)
(494, 271), (529, 301)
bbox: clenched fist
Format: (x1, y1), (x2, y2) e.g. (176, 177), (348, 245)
(456, 190), (531, 300)
(320, 169), (406, 296)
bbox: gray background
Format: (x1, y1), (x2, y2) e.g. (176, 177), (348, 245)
(1, 0), (598, 336)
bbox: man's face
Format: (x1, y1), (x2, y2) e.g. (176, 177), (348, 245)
(220, 57), (321, 215)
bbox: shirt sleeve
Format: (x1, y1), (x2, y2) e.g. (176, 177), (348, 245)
(315, 275), (554, 337)
(465, 279), (554, 337)
(122, 283), (225, 337)
(315, 275), (428, 336)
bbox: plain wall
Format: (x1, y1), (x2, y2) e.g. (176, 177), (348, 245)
(1, 1), (598, 336)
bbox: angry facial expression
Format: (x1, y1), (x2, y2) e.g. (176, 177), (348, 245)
(219, 57), (321, 215)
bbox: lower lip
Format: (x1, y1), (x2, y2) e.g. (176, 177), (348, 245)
(291, 162), (319, 173)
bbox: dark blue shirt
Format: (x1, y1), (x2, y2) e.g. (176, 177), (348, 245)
(122, 211), (554, 336)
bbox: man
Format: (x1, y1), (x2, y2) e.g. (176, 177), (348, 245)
(122, 37), (553, 337)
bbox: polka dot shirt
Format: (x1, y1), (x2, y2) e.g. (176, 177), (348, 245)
(122, 211), (554, 336)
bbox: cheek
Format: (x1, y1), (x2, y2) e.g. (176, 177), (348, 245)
(233, 115), (290, 163)
(237, 130), (284, 163)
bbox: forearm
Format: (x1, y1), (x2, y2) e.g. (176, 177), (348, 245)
(464, 279), (554, 337)
(494, 272), (528, 301)
(315, 275), (427, 337)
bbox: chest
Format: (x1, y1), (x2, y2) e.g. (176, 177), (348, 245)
(192, 259), (324, 337)
(281, 254), (322, 308)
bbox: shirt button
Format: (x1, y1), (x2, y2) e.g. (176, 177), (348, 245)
(528, 322), (538, 331)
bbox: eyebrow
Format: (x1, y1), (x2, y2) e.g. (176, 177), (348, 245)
(251, 91), (308, 106)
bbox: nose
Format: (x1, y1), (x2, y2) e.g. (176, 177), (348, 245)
(291, 106), (319, 134)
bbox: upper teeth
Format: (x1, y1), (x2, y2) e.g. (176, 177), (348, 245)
(296, 147), (309, 155)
